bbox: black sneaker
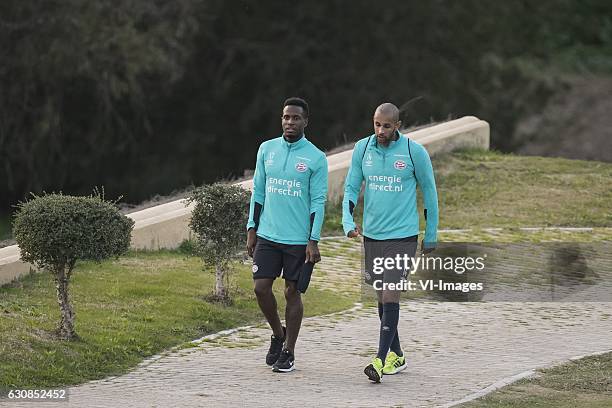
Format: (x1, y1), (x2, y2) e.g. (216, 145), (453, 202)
(265, 327), (286, 366)
(272, 349), (295, 372)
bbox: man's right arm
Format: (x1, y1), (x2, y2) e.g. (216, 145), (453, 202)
(413, 142), (438, 252)
(247, 145), (266, 256)
(342, 141), (365, 237)
(247, 144), (266, 231)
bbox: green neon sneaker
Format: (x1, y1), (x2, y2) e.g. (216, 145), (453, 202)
(364, 357), (384, 383)
(383, 351), (407, 375)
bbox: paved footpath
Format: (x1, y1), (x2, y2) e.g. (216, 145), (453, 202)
(2, 239), (611, 407)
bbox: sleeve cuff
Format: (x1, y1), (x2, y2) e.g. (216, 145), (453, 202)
(423, 240), (437, 249)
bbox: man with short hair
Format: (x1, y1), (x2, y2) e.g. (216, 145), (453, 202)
(246, 97), (328, 372)
(343, 102), (438, 382)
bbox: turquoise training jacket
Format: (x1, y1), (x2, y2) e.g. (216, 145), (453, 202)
(247, 135), (328, 245)
(342, 132), (438, 247)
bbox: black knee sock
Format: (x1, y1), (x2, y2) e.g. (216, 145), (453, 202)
(376, 302), (400, 362)
(378, 302), (403, 357)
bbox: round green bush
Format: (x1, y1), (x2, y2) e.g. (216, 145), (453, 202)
(187, 183), (250, 265)
(13, 193), (134, 339)
(13, 193), (134, 271)
(187, 183), (249, 301)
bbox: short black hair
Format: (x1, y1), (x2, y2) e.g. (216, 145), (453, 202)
(283, 97), (309, 118)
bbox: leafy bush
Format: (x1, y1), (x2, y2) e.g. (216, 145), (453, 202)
(177, 239), (198, 256)
(13, 192), (134, 339)
(186, 183), (250, 302)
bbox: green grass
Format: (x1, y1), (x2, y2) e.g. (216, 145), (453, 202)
(461, 352), (612, 407)
(435, 150), (612, 228)
(0, 250), (355, 390)
(323, 149), (612, 234)
(323, 198), (362, 237)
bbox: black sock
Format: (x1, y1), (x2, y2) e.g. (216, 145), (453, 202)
(378, 302), (402, 357)
(376, 302), (400, 362)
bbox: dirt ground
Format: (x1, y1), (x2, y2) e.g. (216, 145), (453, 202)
(515, 75), (612, 163)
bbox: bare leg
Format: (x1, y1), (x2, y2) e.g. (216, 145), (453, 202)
(254, 278), (284, 338)
(284, 280), (303, 353)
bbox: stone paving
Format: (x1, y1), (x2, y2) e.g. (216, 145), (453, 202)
(2, 237), (611, 408)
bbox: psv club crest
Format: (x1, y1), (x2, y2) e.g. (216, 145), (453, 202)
(394, 160), (407, 170)
(295, 162), (308, 172)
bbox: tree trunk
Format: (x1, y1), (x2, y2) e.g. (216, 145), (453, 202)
(54, 266), (76, 340)
(215, 263), (227, 299)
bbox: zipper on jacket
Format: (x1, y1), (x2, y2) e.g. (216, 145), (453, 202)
(283, 142), (292, 171)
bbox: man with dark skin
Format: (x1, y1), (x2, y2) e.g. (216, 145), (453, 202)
(246, 97), (328, 372)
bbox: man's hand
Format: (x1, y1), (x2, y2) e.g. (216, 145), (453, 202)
(306, 240), (321, 264)
(246, 228), (257, 258)
(421, 241), (435, 255)
(347, 226), (362, 239)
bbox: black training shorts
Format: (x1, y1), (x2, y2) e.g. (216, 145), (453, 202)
(363, 235), (418, 288)
(252, 237), (306, 281)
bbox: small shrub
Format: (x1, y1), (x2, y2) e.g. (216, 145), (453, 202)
(13, 192), (134, 339)
(186, 183), (250, 302)
(177, 239), (198, 256)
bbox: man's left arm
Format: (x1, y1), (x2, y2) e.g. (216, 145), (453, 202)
(306, 154), (329, 263)
(413, 143), (438, 252)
